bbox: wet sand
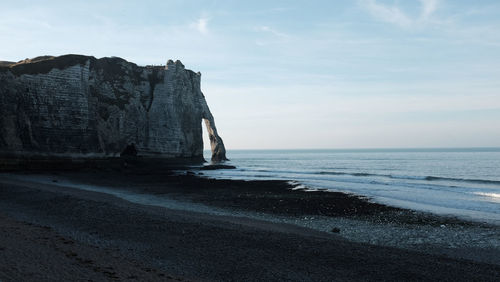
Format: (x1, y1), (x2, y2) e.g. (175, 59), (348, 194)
(1, 169), (500, 281)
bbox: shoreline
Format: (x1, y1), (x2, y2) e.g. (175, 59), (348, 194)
(197, 148), (500, 226)
(30, 171), (500, 263)
(1, 169), (500, 280)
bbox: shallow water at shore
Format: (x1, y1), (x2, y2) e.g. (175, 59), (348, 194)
(200, 148), (500, 224)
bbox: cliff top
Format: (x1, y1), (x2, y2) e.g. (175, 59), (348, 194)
(0, 54), (95, 75)
(0, 61), (15, 67)
(0, 54), (190, 76)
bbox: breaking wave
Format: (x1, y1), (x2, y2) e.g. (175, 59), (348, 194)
(317, 171), (500, 185)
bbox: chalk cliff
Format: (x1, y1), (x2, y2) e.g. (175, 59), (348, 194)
(0, 55), (227, 163)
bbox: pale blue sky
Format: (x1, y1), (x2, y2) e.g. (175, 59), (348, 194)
(1, 0), (499, 149)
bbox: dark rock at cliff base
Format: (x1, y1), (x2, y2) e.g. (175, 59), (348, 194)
(0, 54), (227, 167)
(200, 164), (237, 170)
(120, 144), (138, 157)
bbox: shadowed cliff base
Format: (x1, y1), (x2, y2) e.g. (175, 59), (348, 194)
(0, 155), (205, 172)
(0, 54), (227, 164)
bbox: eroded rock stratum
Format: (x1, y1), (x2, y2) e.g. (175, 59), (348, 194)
(0, 55), (227, 163)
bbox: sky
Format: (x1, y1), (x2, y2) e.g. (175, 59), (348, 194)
(1, 0), (500, 149)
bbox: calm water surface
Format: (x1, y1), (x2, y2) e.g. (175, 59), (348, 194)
(202, 148), (500, 224)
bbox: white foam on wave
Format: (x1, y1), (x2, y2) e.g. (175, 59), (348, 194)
(474, 192), (500, 203)
(476, 192), (500, 198)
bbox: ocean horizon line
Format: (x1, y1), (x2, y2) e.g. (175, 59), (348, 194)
(204, 147), (500, 153)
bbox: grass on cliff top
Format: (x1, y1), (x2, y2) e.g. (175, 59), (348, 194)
(3, 54), (145, 77)
(0, 61), (15, 67)
(8, 54), (92, 76)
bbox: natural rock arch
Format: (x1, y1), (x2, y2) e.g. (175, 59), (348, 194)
(202, 117), (227, 162)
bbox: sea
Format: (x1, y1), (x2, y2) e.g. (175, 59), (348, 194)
(202, 148), (500, 225)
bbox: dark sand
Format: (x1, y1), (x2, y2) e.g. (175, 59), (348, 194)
(0, 214), (181, 281)
(1, 169), (499, 281)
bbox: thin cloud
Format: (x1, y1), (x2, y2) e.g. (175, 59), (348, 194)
(258, 26), (289, 38)
(254, 25), (291, 46)
(359, 0), (440, 27)
(360, 0), (412, 27)
(191, 17), (210, 35)
(419, 0), (439, 20)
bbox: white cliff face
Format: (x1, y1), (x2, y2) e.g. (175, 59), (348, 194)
(0, 55), (227, 162)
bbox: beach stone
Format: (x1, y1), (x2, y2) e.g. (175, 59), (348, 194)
(331, 227), (341, 233)
(0, 55), (227, 162)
